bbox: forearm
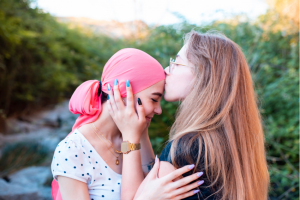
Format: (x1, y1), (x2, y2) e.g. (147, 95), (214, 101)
(140, 129), (155, 175)
(121, 137), (144, 200)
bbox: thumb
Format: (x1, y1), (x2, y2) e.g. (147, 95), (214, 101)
(136, 98), (146, 121)
(147, 155), (160, 180)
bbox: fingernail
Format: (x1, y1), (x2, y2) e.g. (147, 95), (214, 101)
(155, 155), (158, 163)
(126, 80), (130, 87)
(197, 172), (203, 177)
(188, 164), (195, 169)
(193, 190), (199, 194)
(107, 83), (111, 91)
(107, 94), (109, 100)
(198, 180), (204, 185)
(138, 98), (142, 105)
(114, 79), (118, 86)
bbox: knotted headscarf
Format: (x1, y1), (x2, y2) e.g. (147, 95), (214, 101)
(52, 48), (165, 200)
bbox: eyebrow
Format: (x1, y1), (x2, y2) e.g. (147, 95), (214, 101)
(152, 92), (162, 97)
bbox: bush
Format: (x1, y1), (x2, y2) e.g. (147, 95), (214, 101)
(0, 0), (126, 119)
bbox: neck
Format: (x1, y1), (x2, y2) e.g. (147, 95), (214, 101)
(82, 101), (122, 143)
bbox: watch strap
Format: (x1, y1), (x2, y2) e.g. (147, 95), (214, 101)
(130, 143), (141, 151)
(121, 141), (141, 154)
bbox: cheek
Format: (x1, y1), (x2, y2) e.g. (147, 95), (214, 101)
(164, 71), (194, 101)
(140, 101), (154, 116)
(164, 75), (181, 101)
(180, 72), (194, 94)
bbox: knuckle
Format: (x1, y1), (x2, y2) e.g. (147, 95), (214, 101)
(115, 114), (120, 119)
(114, 96), (120, 100)
(181, 192), (189, 198)
(193, 182), (199, 189)
(174, 171), (181, 177)
(180, 178), (189, 186)
(165, 187), (172, 194)
(166, 193), (173, 199)
(182, 193), (189, 198)
(182, 180), (189, 186)
(189, 190), (196, 196)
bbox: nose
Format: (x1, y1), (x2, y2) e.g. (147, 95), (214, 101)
(154, 104), (162, 115)
(164, 66), (170, 75)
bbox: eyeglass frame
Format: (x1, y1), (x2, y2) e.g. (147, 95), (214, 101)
(167, 57), (187, 74)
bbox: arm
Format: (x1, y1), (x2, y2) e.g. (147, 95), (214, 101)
(140, 129), (155, 176)
(107, 81), (146, 200)
(134, 161), (176, 199)
(57, 176), (90, 200)
(121, 137), (144, 200)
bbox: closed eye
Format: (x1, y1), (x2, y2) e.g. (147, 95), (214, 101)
(151, 98), (158, 102)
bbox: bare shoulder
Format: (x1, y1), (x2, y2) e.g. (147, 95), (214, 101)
(158, 161), (176, 178)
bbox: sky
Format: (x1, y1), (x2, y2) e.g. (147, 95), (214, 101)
(35, 0), (269, 25)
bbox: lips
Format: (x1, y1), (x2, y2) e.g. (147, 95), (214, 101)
(146, 117), (152, 122)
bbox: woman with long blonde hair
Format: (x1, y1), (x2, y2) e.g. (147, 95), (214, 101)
(108, 30), (269, 199)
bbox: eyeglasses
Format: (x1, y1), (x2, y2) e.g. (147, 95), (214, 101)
(168, 58), (187, 74)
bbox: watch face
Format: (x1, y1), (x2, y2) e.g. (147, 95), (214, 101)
(121, 141), (130, 153)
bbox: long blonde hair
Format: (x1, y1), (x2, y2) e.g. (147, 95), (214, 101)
(170, 30), (269, 200)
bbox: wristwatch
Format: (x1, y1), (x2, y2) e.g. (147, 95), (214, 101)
(121, 141), (141, 154)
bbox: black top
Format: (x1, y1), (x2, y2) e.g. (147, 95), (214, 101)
(159, 134), (218, 200)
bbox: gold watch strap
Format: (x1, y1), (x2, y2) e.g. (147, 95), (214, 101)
(121, 141), (141, 154)
(130, 143), (141, 151)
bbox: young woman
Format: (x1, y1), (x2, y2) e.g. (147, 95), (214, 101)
(51, 48), (203, 200)
(108, 31), (270, 200)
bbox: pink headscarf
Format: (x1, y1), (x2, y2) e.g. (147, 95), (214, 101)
(52, 48), (165, 200)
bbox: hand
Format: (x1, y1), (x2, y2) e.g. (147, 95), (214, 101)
(134, 157), (203, 200)
(107, 79), (147, 143)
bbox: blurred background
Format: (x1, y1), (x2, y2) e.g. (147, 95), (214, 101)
(0, 0), (298, 199)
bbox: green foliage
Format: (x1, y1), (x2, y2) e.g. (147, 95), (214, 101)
(0, 0), (126, 117)
(0, 142), (48, 177)
(0, 0), (298, 199)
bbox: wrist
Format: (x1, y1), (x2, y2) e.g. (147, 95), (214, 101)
(122, 136), (141, 144)
(121, 140), (141, 154)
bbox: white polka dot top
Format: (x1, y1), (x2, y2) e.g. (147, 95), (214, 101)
(51, 129), (122, 200)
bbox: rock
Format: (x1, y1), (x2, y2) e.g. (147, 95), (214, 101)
(0, 100), (77, 200)
(0, 179), (39, 200)
(0, 166), (53, 200)
(37, 187), (52, 200)
(1, 100), (77, 148)
(5, 100), (72, 135)
(9, 166), (52, 188)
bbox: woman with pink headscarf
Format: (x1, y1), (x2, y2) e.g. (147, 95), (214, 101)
(51, 48), (203, 200)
